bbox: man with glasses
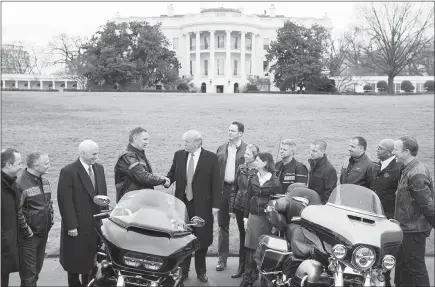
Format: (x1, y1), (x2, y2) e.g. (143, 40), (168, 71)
(340, 136), (374, 188)
(393, 136), (434, 287)
(370, 139), (401, 287)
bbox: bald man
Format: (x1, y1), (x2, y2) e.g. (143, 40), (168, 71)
(57, 140), (107, 287)
(165, 130), (220, 283)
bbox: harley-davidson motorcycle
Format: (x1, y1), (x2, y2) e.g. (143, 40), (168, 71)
(87, 189), (205, 287)
(254, 184), (404, 287)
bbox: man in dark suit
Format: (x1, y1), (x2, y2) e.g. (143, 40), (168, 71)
(371, 139), (401, 287)
(165, 130), (220, 283)
(57, 140), (107, 287)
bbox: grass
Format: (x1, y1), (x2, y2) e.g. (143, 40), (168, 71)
(1, 92), (434, 256)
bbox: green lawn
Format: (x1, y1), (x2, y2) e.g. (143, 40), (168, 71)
(2, 92), (433, 256)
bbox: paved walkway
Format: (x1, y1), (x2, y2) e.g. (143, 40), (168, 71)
(9, 256), (434, 286)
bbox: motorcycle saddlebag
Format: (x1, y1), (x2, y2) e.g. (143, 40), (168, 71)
(254, 235), (290, 272)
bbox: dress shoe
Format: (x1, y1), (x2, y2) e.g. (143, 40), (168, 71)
(216, 261), (227, 271)
(231, 256), (245, 278)
(197, 274), (208, 282)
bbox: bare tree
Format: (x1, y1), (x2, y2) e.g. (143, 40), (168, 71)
(46, 33), (88, 88)
(2, 41), (45, 74)
(345, 2), (434, 93)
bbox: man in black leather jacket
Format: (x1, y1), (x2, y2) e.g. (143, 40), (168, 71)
(115, 127), (168, 202)
(1, 148), (33, 287)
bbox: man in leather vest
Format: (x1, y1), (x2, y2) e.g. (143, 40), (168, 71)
(114, 127), (168, 202)
(393, 136), (434, 287)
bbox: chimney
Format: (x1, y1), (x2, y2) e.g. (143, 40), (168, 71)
(269, 4), (276, 17)
(167, 4), (174, 17)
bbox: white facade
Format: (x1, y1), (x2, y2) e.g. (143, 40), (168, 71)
(114, 5), (333, 94)
(1, 74), (77, 91)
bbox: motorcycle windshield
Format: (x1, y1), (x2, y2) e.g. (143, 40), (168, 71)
(327, 184), (385, 216)
(109, 189), (190, 234)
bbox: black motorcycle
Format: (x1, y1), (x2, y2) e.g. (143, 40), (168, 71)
(88, 189), (205, 287)
(254, 184), (403, 287)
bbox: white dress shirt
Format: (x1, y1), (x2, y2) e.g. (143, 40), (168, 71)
(381, 156), (395, 171)
(224, 139), (242, 183)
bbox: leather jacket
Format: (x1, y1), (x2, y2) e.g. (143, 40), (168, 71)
(244, 173), (282, 218)
(114, 144), (165, 202)
(395, 158), (434, 233)
(340, 153), (374, 189)
(216, 140), (248, 190)
(233, 164), (257, 212)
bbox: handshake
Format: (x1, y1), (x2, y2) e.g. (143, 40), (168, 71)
(161, 176), (171, 188)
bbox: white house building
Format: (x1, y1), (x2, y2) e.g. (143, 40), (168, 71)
(113, 5), (333, 93)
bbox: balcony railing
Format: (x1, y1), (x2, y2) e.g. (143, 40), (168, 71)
(200, 44), (209, 50)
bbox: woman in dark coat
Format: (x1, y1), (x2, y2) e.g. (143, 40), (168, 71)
(231, 144), (259, 278)
(240, 152), (282, 287)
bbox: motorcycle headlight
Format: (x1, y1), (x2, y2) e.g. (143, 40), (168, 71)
(332, 244), (347, 259)
(143, 256), (163, 271)
(382, 255), (396, 270)
(352, 246), (376, 270)
(123, 252), (143, 267)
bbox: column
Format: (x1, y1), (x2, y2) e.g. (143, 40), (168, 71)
(241, 31), (246, 78)
(52, 81), (55, 89)
(185, 32), (191, 76)
(226, 30), (231, 80)
(15, 80), (18, 88)
(28, 81), (31, 90)
(195, 31), (200, 81)
(65, 81), (68, 89)
(40, 80), (43, 90)
(209, 30), (215, 79)
(251, 33), (256, 76)
(3, 80), (5, 89)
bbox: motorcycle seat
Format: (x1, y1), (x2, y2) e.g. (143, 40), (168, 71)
(287, 223), (323, 260)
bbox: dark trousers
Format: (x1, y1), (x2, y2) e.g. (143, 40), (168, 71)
(241, 248), (258, 285)
(1, 273), (10, 287)
(67, 273), (89, 287)
(19, 234), (48, 287)
(234, 208), (246, 259)
(395, 232), (430, 287)
(218, 184), (232, 262)
(182, 197), (208, 276)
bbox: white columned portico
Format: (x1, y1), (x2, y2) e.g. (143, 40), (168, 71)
(209, 30), (215, 79)
(185, 32), (190, 76)
(28, 81), (31, 89)
(226, 30), (231, 82)
(195, 31), (200, 82)
(241, 31), (246, 79)
(40, 80), (43, 90)
(251, 33), (256, 75)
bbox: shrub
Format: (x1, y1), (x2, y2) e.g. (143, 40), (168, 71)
(401, 80), (415, 92)
(176, 83), (189, 91)
(424, 80), (434, 91)
(363, 84), (372, 92)
(377, 81), (388, 92)
(246, 84), (259, 91)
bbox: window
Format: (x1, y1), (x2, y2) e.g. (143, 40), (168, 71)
(263, 61), (268, 73)
(246, 37), (252, 51)
(232, 37), (239, 50)
(217, 36), (224, 49)
(394, 83), (401, 93)
(234, 60), (238, 76)
(263, 38), (270, 50)
(173, 38), (179, 49)
(416, 83), (424, 92)
(203, 37), (209, 49)
(217, 59), (224, 75)
(246, 60), (252, 75)
(190, 37), (195, 51)
(204, 60), (208, 76)
(190, 61), (193, 75)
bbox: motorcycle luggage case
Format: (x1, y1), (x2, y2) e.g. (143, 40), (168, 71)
(254, 235), (290, 272)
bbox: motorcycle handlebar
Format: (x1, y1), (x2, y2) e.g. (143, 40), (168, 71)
(94, 211), (110, 220)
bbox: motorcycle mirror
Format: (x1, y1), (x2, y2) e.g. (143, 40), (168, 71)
(94, 195), (111, 207)
(292, 196), (309, 206)
(188, 216), (205, 228)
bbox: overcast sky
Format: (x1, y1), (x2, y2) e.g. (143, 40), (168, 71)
(2, 1), (359, 73)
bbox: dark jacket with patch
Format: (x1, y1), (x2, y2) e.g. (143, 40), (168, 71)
(16, 169), (54, 236)
(395, 158), (434, 233)
(275, 158), (308, 194)
(233, 164), (257, 212)
(1, 171), (33, 274)
(244, 173), (282, 218)
(370, 158), (401, 219)
(308, 155), (337, 204)
(114, 144), (165, 202)
(340, 153), (374, 189)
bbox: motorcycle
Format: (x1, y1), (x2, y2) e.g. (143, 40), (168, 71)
(254, 184), (403, 287)
(87, 189), (205, 287)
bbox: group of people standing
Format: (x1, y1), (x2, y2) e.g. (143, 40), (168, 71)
(1, 121), (434, 287)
